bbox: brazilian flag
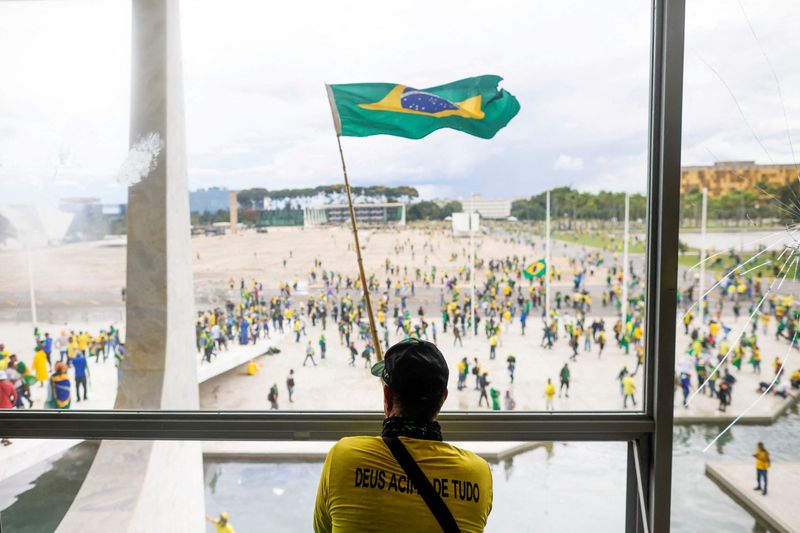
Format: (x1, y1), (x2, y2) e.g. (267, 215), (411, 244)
(524, 260), (546, 280)
(326, 75), (520, 139)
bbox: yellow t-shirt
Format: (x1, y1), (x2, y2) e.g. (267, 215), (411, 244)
(755, 450), (770, 470)
(623, 376), (636, 395)
(545, 383), (556, 399)
(213, 521), (235, 533)
(314, 436), (492, 533)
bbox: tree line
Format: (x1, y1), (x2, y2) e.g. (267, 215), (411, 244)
(511, 187), (647, 222)
(512, 183), (799, 226)
(0, 213), (14, 244)
(680, 182), (797, 226)
(406, 201), (463, 221)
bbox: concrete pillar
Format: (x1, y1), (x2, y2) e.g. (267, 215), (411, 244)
(229, 191), (238, 233)
(56, 1), (204, 531)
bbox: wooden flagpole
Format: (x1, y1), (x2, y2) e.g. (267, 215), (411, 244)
(335, 134), (384, 361)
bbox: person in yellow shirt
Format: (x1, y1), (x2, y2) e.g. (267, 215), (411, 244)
(622, 375), (637, 408)
(206, 512), (235, 533)
(67, 337), (78, 365)
(32, 346), (49, 386)
(544, 378), (556, 411)
(488, 335), (498, 360)
(753, 442), (770, 495)
(77, 332), (89, 356)
(293, 319), (302, 343)
(314, 339), (492, 533)
(791, 369), (800, 389)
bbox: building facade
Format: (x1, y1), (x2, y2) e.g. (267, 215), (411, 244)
(189, 186), (234, 213)
(680, 161), (798, 196)
(303, 202), (406, 228)
(462, 195), (512, 219)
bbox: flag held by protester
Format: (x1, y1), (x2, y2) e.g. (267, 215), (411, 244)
(524, 260), (547, 280)
(326, 75), (520, 139)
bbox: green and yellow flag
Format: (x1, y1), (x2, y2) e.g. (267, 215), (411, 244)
(326, 75), (520, 139)
(524, 260), (546, 280)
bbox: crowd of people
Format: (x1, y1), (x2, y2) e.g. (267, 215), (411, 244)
(6, 231), (799, 423)
(186, 230), (659, 411)
(226, 231), (800, 415)
(675, 258), (800, 413)
(0, 325), (125, 444)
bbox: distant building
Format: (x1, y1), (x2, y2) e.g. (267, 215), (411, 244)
(462, 195), (512, 219)
(59, 198), (107, 241)
(258, 208), (305, 227)
(451, 212), (480, 236)
(303, 202), (406, 228)
(101, 204), (127, 216)
(681, 161), (798, 197)
(0, 204), (75, 248)
(190, 187), (234, 213)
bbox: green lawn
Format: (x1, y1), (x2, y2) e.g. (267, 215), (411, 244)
(550, 231), (797, 277)
(678, 250), (799, 277)
(552, 231), (647, 254)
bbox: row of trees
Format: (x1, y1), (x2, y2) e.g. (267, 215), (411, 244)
(406, 201), (462, 221)
(511, 187), (647, 223)
(0, 213), (14, 244)
(680, 183), (797, 226)
(512, 182), (800, 227)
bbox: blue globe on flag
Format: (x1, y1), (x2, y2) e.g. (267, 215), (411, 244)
(400, 88), (459, 114)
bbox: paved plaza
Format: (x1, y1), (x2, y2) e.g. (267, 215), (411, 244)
(1, 226), (798, 493)
(706, 462), (800, 533)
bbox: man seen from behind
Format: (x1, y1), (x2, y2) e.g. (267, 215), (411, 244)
(314, 338), (492, 532)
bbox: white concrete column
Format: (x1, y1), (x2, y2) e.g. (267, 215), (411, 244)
(57, 1), (204, 531)
(229, 191), (238, 233)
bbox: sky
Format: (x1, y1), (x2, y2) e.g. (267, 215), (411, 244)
(0, 0), (799, 205)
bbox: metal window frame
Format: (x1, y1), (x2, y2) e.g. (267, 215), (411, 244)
(0, 1), (684, 532)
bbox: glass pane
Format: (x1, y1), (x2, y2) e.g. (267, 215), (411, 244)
(0, 440), (625, 531)
(183, 0), (652, 413)
(0, 1), (129, 413)
(674, 0), (800, 530)
(2, 0), (652, 413)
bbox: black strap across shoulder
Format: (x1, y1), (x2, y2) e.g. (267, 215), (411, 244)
(382, 436), (460, 533)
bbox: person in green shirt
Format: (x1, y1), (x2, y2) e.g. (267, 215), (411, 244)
(490, 387), (500, 411)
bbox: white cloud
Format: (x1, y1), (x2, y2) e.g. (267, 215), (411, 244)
(1, 0), (799, 204)
(554, 155), (585, 171)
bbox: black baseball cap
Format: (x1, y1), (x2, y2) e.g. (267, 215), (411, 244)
(371, 337), (449, 399)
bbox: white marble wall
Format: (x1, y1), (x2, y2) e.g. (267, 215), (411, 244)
(56, 1), (204, 531)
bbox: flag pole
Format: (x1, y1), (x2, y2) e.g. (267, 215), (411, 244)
(699, 187), (708, 324)
(334, 134), (384, 361)
(621, 192), (630, 326)
(469, 204), (476, 336)
(25, 239), (38, 327)
(545, 190), (551, 322)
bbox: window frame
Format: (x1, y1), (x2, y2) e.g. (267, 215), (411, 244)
(0, 1), (685, 532)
